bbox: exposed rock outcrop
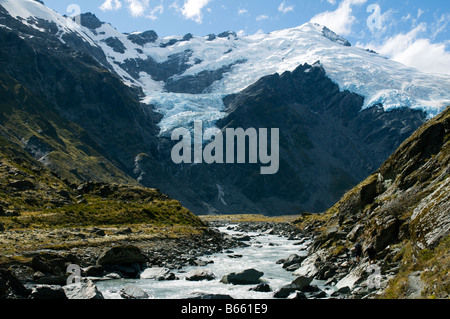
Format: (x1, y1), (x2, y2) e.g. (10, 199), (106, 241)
(292, 106), (450, 299)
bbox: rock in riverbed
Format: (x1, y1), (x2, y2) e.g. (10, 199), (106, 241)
(273, 276), (313, 298)
(234, 234), (252, 242)
(282, 254), (307, 270)
(63, 280), (104, 299)
(250, 283), (272, 292)
(140, 267), (178, 281)
(120, 285), (150, 299)
(185, 270), (216, 281)
(220, 269), (264, 285)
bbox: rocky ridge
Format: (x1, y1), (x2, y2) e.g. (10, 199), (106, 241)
(285, 106), (450, 299)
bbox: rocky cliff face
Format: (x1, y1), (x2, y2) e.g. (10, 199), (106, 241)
(0, 25), (163, 185)
(293, 106), (449, 298)
(334, 105), (449, 251)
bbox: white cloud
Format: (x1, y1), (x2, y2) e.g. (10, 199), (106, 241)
(256, 15), (269, 22)
(237, 30), (246, 37)
(176, 0), (212, 24)
(125, 0), (150, 17)
(147, 4), (164, 20)
(401, 8), (429, 29)
(368, 24), (450, 75)
(431, 13), (450, 39)
(100, 0), (165, 19)
(99, 0), (122, 11)
(238, 8), (248, 15)
(401, 13), (412, 22)
(417, 9), (425, 19)
(278, 1), (294, 14)
(310, 0), (367, 36)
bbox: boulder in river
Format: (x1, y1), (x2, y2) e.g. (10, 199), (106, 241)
(83, 265), (104, 277)
(97, 245), (148, 266)
(140, 267), (178, 281)
(273, 276), (313, 298)
(289, 291), (307, 299)
(234, 234), (252, 242)
(34, 274), (68, 286)
(337, 286), (351, 294)
(120, 285), (150, 299)
(293, 251), (322, 278)
(185, 270), (216, 281)
(110, 263), (142, 278)
(220, 269), (264, 285)
(140, 267), (170, 279)
(250, 283), (272, 292)
(282, 254), (307, 269)
(63, 280), (104, 299)
(285, 263), (302, 272)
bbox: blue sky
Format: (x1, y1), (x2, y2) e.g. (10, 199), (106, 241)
(43, 0), (450, 74)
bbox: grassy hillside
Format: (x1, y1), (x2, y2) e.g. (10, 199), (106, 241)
(0, 133), (206, 264)
(0, 27), (209, 270)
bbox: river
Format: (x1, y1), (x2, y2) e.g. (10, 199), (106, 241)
(96, 224), (330, 299)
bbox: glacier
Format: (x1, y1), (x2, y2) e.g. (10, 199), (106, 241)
(143, 93), (227, 137)
(141, 23), (450, 132)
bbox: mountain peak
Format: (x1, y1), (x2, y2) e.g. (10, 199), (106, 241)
(321, 26), (351, 47)
(78, 12), (103, 30)
(1, 0), (450, 117)
(281, 22), (351, 47)
(127, 30), (159, 46)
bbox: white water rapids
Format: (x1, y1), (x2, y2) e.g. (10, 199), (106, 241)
(96, 225), (332, 299)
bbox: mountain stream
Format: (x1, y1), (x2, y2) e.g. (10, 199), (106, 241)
(96, 224), (332, 299)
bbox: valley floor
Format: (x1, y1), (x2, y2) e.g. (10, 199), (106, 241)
(0, 214), (300, 299)
(1, 213), (448, 300)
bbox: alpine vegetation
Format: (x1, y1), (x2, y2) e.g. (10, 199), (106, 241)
(171, 121), (280, 175)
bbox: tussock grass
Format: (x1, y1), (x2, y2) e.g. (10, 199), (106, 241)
(382, 236), (450, 299)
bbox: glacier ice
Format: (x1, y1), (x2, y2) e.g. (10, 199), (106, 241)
(138, 22), (450, 128)
(143, 93), (227, 137)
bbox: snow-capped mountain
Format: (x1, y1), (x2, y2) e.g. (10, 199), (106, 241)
(2, 0), (449, 137)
